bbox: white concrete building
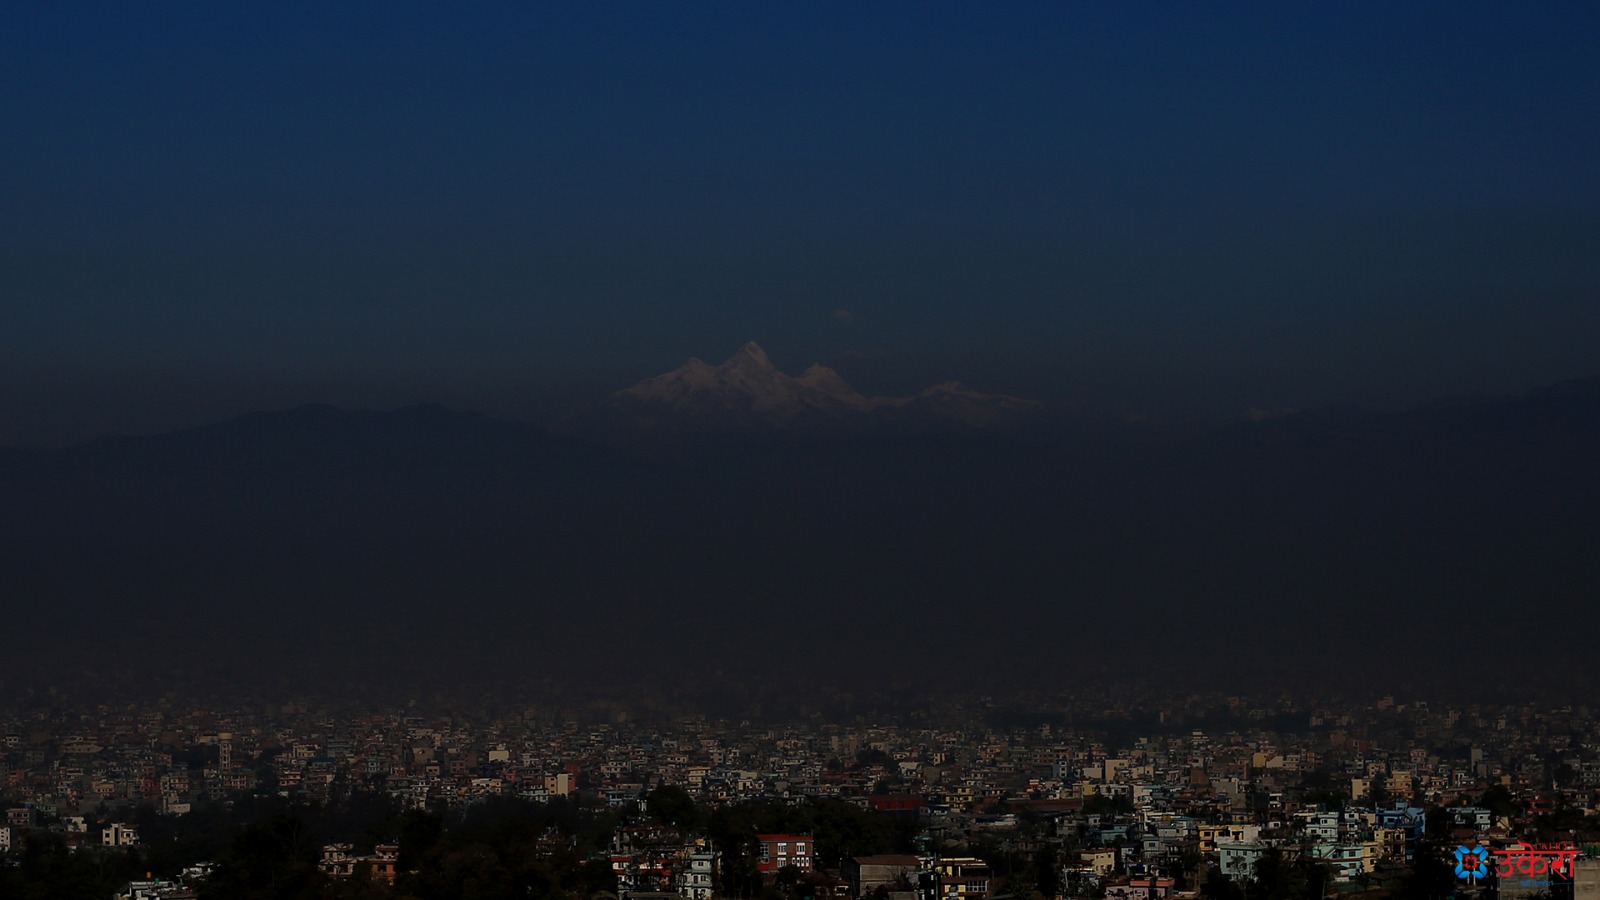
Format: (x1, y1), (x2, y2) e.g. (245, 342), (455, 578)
(102, 822), (140, 848)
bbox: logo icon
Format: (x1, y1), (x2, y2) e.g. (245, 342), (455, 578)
(1455, 846), (1490, 880)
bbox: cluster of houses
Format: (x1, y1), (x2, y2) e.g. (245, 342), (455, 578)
(6, 696), (1597, 823)
(71, 795), (1600, 900)
(8, 694), (1600, 897)
(599, 828), (998, 900)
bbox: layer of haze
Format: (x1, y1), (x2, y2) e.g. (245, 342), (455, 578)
(4, 1), (1599, 444)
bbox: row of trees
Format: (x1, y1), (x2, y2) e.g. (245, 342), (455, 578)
(0, 792), (622, 900)
(12, 778), (1548, 900)
(198, 792), (628, 900)
(0, 783), (925, 900)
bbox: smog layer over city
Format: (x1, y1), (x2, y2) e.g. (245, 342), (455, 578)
(2, 3), (1598, 899)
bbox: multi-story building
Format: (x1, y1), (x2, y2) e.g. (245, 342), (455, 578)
(1218, 842), (1269, 880)
(1304, 842), (1378, 880)
(102, 823), (140, 848)
(320, 844), (399, 884)
(677, 848), (717, 900)
(756, 834), (815, 875)
(933, 857), (991, 900)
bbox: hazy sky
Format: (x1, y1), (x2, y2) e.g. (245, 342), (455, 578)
(4, 1), (1598, 442)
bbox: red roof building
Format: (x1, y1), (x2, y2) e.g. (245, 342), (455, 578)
(756, 834), (815, 874)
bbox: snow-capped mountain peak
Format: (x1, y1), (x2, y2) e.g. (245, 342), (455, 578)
(584, 342), (1040, 434)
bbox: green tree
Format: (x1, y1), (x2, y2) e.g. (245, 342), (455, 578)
(776, 864), (804, 889)
(1480, 784), (1518, 820)
(1031, 847), (1061, 899)
(1249, 849), (1333, 900)
(573, 857), (620, 896)
(647, 783), (700, 828)
(396, 808), (444, 873)
(1397, 840), (1456, 900)
(1082, 794), (1134, 816)
(198, 813), (326, 900)
(1173, 848), (1204, 891)
(1201, 868), (1245, 900)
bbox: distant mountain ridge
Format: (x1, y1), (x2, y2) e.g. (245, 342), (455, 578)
(2, 371), (1600, 703)
(569, 341), (1043, 435)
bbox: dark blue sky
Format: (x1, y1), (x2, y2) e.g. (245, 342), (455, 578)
(4, 1), (1598, 442)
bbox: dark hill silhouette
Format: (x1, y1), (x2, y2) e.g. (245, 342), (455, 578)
(1, 379), (1597, 709)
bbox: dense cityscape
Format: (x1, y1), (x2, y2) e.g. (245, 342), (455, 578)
(6, 691), (1600, 899)
(7, 2), (1598, 899)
